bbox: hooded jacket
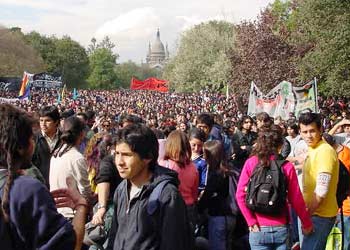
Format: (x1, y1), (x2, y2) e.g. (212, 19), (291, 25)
(107, 165), (194, 250)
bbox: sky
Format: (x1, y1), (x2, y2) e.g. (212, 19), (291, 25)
(0, 0), (274, 62)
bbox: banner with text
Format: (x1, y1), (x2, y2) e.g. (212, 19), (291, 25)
(130, 77), (169, 92)
(248, 80), (317, 119)
(31, 73), (63, 89)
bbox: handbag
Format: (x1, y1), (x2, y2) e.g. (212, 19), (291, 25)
(83, 221), (107, 250)
(326, 226), (342, 250)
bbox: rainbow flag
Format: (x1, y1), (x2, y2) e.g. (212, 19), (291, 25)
(18, 72), (33, 99)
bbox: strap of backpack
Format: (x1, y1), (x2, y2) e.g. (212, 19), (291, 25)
(147, 179), (172, 215)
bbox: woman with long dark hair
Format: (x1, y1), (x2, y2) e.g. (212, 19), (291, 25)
(0, 103), (88, 249)
(236, 125), (313, 250)
(198, 140), (235, 250)
(50, 115), (93, 219)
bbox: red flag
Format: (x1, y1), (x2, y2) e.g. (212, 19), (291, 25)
(130, 77), (168, 92)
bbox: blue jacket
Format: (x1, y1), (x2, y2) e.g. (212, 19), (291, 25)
(192, 156), (207, 191)
(0, 173), (75, 250)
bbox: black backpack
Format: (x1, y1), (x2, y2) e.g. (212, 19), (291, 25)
(336, 160), (350, 208)
(245, 160), (287, 215)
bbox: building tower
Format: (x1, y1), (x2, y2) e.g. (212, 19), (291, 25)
(146, 29), (169, 69)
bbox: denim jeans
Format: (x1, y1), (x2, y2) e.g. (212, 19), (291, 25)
(208, 215), (235, 250)
(301, 215), (335, 250)
(336, 214), (350, 250)
(249, 225), (288, 250)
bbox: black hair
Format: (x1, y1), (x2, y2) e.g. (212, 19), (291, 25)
(298, 112), (322, 130)
(60, 109), (75, 119)
(38, 105), (60, 122)
(256, 112), (273, 127)
(196, 113), (214, 129)
(76, 112), (88, 121)
(0, 104), (34, 222)
(188, 127), (206, 142)
(152, 128), (165, 139)
(53, 116), (85, 157)
(238, 115), (253, 130)
(115, 124), (159, 169)
(85, 110), (95, 120)
(287, 122), (299, 135)
(203, 140), (228, 175)
(120, 114), (143, 125)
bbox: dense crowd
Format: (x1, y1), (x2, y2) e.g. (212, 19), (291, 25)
(0, 88), (350, 250)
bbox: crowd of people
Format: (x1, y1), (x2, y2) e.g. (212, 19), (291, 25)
(0, 88), (350, 250)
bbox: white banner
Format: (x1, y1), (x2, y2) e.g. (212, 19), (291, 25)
(248, 80), (317, 119)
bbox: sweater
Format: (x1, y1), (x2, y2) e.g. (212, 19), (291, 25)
(159, 159), (199, 206)
(49, 146), (93, 217)
(236, 155), (312, 229)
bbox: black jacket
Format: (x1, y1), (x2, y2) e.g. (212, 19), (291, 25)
(95, 155), (122, 202)
(31, 131), (61, 187)
(197, 169), (231, 216)
(232, 130), (258, 168)
(107, 165), (194, 250)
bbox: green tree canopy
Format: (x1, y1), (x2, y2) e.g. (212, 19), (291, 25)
(25, 33), (90, 87)
(290, 0), (350, 95)
(87, 47), (117, 89)
(163, 20), (235, 92)
(54, 36), (90, 88)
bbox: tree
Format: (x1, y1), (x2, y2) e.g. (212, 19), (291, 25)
(229, 7), (299, 95)
(87, 36), (116, 55)
(290, 0), (350, 95)
(87, 36), (119, 89)
(115, 61), (159, 88)
(54, 36), (90, 88)
(25, 31), (58, 73)
(25, 33), (90, 87)
(87, 48), (117, 89)
(163, 20), (235, 92)
(0, 26), (45, 76)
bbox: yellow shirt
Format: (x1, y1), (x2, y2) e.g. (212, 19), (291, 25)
(302, 140), (339, 217)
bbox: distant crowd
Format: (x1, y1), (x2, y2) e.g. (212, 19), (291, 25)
(1, 89), (350, 250)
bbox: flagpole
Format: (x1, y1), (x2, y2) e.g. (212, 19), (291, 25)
(314, 77), (318, 113)
(226, 83), (229, 101)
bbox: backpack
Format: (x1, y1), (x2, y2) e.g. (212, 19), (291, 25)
(336, 160), (350, 208)
(245, 160), (287, 215)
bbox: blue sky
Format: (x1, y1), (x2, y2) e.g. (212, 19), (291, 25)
(0, 0), (274, 62)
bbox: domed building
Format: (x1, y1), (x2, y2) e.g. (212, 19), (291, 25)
(146, 29), (169, 69)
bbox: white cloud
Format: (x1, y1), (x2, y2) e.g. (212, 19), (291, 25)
(0, 0), (274, 62)
(95, 7), (160, 39)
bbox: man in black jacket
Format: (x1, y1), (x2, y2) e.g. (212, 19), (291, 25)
(32, 105), (61, 187)
(107, 124), (194, 250)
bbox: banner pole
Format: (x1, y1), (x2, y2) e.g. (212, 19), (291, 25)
(226, 83), (229, 101)
(314, 77), (319, 113)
